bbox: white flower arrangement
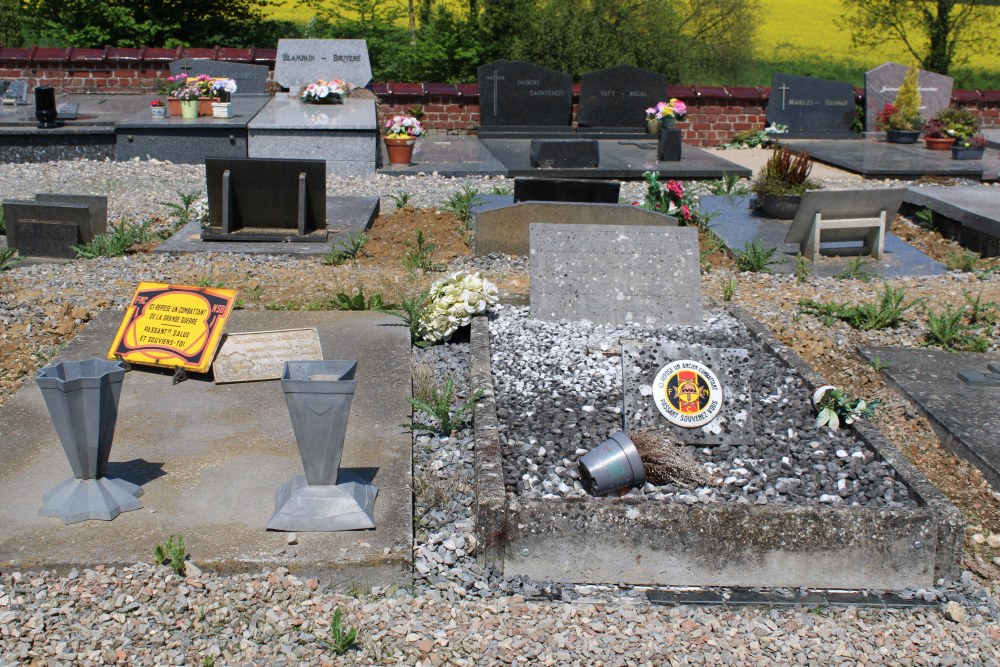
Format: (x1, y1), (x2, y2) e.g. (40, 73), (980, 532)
(300, 79), (351, 104)
(212, 78), (237, 95)
(384, 114), (425, 139)
(417, 271), (499, 343)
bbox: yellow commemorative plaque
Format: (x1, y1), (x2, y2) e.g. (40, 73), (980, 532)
(108, 281), (238, 373)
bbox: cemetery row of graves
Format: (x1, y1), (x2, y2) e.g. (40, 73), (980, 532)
(0, 40), (998, 609)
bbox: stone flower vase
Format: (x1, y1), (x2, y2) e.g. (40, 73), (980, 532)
(578, 431), (646, 495)
(36, 359), (143, 523)
(658, 126), (682, 161)
(267, 360), (378, 531)
(385, 137), (416, 166)
(756, 193), (802, 220)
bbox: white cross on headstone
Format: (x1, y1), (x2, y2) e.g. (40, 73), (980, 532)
(487, 69), (505, 116)
(778, 83), (790, 111)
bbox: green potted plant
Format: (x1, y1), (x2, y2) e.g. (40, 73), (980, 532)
(751, 146), (820, 219)
(952, 133), (987, 160)
(383, 113), (425, 166)
(923, 107), (975, 150)
(877, 67), (922, 143)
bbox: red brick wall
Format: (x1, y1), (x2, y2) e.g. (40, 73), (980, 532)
(2, 47), (998, 147)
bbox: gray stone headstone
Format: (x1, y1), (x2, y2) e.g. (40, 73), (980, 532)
(1, 79), (28, 105)
(474, 201), (677, 256)
(529, 139), (599, 168)
(623, 343), (754, 446)
(274, 39), (372, 90)
(767, 72), (856, 136)
(529, 223), (701, 326)
(169, 59), (269, 94)
(34, 193), (107, 243)
(2, 199), (92, 253)
(864, 62), (953, 133)
(577, 65), (667, 128)
(477, 60), (573, 127)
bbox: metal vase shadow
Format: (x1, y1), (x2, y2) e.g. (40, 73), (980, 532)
(578, 430), (646, 495)
(36, 359), (142, 523)
(267, 360), (378, 531)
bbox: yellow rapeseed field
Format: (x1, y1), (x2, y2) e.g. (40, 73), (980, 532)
(268, 0), (1000, 71)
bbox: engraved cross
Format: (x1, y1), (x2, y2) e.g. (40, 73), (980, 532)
(487, 70), (505, 116)
(778, 83), (790, 110)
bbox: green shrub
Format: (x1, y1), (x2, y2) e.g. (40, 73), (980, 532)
(799, 283), (919, 331)
(442, 185), (480, 231)
(733, 240), (778, 272)
(402, 230), (439, 273)
(153, 535), (186, 575)
(322, 231), (369, 266)
(834, 256), (874, 282)
(330, 287), (395, 311)
(0, 247), (17, 270)
(73, 219), (155, 258)
(924, 305), (989, 352)
(408, 375), (482, 435)
(751, 146), (818, 197)
(326, 608), (358, 656)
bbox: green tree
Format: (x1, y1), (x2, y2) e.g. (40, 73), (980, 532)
(838, 0), (1000, 75)
(0, 0), (21, 46)
(21, 0), (290, 48)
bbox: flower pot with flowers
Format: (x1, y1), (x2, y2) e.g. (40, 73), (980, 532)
(922, 107), (974, 150)
(174, 84), (203, 118)
(644, 98), (687, 134)
(165, 74), (219, 116)
(635, 171), (707, 227)
(211, 78), (237, 118)
(952, 134), (987, 160)
(383, 114), (425, 166)
(300, 79), (351, 104)
(877, 67), (922, 143)
(149, 99), (166, 118)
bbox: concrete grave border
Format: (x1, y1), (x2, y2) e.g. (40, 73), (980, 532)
(471, 309), (963, 589)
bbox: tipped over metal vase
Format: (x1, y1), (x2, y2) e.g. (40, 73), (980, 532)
(267, 360), (378, 531)
(578, 430), (646, 496)
(36, 358), (143, 523)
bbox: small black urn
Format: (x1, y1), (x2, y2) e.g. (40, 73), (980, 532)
(34, 86), (61, 129)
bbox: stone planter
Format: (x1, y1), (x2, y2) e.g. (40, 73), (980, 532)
(952, 146), (985, 160)
(756, 193), (802, 220)
(211, 102), (233, 119)
(924, 136), (955, 151)
(385, 137), (416, 166)
(36, 359), (143, 523)
(150, 106), (167, 118)
(267, 360), (378, 531)
(886, 130), (920, 144)
(167, 98), (214, 117)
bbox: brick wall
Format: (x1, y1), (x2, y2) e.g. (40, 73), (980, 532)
(2, 46), (998, 147)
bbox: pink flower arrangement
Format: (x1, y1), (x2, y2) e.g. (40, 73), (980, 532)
(300, 79), (351, 104)
(645, 98), (687, 124)
(384, 114), (425, 139)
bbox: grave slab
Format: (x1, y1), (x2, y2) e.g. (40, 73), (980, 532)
(17, 219), (79, 259)
(529, 223), (701, 326)
(478, 138), (751, 179)
(2, 199), (92, 253)
(622, 343), (753, 446)
(529, 138), (598, 168)
(169, 59), (269, 94)
(701, 194), (945, 278)
(34, 193), (108, 243)
(858, 346), (1000, 491)
(577, 64), (667, 129)
(115, 95), (271, 164)
(474, 201), (677, 257)
(377, 136), (506, 177)
(248, 95), (377, 178)
(766, 72), (858, 138)
(154, 196), (379, 256)
(0, 310), (412, 586)
(477, 60), (573, 128)
(865, 63), (953, 133)
(783, 138), (995, 181)
(514, 177), (620, 204)
(904, 186), (1000, 258)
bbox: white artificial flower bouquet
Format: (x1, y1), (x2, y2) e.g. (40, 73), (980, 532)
(417, 271), (499, 343)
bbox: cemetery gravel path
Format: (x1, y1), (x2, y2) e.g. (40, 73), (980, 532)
(1, 159), (999, 665)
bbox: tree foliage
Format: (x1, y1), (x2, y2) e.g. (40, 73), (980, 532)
(20, 0), (296, 48)
(509, 0), (759, 83)
(838, 0), (1000, 74)
(0, 0), (21, 47)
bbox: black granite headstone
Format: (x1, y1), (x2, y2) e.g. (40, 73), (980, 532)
(766, 72), (856, 137)
(203, 157), (327, 241)
(169, 59), (269, 94)
(2, 199), (93, 251)
(477, 61), (573, 127)
(529, 139), (599, 168)
(577, 65), (667, 129)
(17, 219), (79, 259)
(34, 193), (108, 243)
(513, 177), (620, 204)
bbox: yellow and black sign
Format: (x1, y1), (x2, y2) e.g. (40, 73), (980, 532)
(107, 281), (238, 373)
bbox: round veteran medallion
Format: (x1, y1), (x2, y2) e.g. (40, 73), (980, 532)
(652, 360), (723, 428)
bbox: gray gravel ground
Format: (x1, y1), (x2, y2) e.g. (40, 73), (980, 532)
(1, 160), (999, 664)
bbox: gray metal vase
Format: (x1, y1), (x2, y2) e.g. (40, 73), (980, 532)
(36, 359), (143, 523)
(268, 360), (378, 531)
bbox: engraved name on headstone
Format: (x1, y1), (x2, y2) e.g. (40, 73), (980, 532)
(274, 39), (373, 90)
(476, 60), (573, 127)
(213, 328), (324, 383)
(577, 64), (667, 128)
(766, 72), (856, 136)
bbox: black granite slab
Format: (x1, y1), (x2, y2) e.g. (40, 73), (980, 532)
(858, 346), (1000, 490)
(378, 136), (506, 177)
(767, 72), (857, 137)
(529, 138), (598, 168)
(477, 61), (573, 128)
(479, 138), (751, 179)
(577, 64), (666, 128)
(784, 138), (996, 180)
(701, 194), (945, 278)
(904, 186), (1000, 258)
